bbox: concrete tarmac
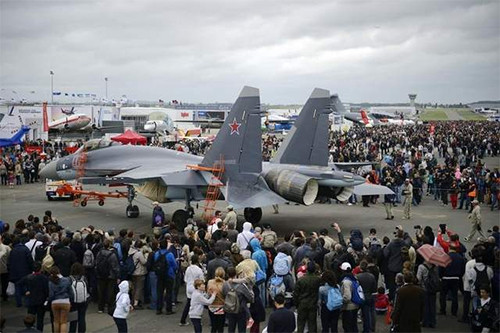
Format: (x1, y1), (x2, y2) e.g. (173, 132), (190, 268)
(1, 182), (499, 332)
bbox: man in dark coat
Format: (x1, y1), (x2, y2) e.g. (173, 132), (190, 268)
(7, 236), (34, 307)
(392, 272), (425, 332)
(52, 237), (77, 277)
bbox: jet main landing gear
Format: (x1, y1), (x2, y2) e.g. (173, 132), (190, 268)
(126, 186), (140, 218)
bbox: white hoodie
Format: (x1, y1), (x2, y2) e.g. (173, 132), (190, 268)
(113, 281), (131, 319)
(236, 222), (254, 250)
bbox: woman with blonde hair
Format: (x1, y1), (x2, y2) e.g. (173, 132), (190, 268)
(48, 266), (72, 333)
(207, 267), (226, 333)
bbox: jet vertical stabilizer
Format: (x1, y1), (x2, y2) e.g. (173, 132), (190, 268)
(271, 88), (331, 166)
(201, 86), (262, 176)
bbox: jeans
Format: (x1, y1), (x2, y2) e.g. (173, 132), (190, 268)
(28, 304), (46, 332)
(361, 298), (375, 333)
(385, 271), (397, 301)
(491, 193), (498, 209)
(132, 275), (145, 304)
(148, 271), (157, 310)
(114, 317), (127, 333)
(156, 276), (173, 312)
(180, 298), (191, 324)
(14, 279), (25, 307)
(423, 292), (436, 327)
(320, 304), (340, 333)
(69, 302), (87, 333)
(440, 278), (459, 315)
(191, 318), (202, 333)
(342, 309), (359, 333)
(226, 311), (247, 333)
(461, 291), (471, 321)
(208, 312), (225, 333)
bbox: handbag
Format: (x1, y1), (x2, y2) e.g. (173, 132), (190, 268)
(7, 282), (15, 296)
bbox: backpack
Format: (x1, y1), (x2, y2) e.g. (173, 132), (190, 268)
(223, 282), (240, 314)
(122, 254), (137, 279)
(273, 253), (290, 276)
(255, 268), (266, 286)
(96, 251), (113, 278)
(400, 246), (410, 263)
(41, 247), (54, 273)
(473, 266), (490, 295)
(82, 248), (95, 269)
(350, 229), (364, 252)
(368, 238), (382, 259)
(113, 242), (123, 262)
(268, 274), (286, 300)
(344, 276), (365, 305)
(326, 286), (343, 311)
(153, 251), (168, 276)
(423, 264), (441, 294)
(35, 244), (49, 263)
(70, 276), (89, 304)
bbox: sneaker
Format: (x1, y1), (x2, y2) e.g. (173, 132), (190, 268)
(347, 203), (353, 206)
(98, 310), (103, 314)
(179, 322), (189, 326)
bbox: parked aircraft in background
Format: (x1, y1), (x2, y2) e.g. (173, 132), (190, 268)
(0, 125), (30, 148)
(49, 114), (92, 131)
(61, 107), (76, 116)
(39, 86), (366, 227)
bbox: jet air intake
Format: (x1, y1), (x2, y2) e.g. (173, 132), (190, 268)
(264, 169), (318, 206)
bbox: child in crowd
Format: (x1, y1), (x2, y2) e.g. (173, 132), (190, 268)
(189, 279), (216, 333)
(375, 287), (389, 314)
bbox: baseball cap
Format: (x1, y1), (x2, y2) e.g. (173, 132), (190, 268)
(340, 262), (351, 271)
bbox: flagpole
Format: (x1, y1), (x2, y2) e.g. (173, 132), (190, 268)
(105, 77), (108, 100)
(50, 71), (54, 104)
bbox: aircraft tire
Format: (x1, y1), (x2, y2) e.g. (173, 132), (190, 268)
(126, 204), (140, 218)
(81, 200), (87, 207)
(244, 207), (262, 224)
(172, 209), (189, 231)
(98, 199), (105, 206)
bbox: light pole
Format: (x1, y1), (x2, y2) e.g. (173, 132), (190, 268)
(50, 70), (54, 104)
(105, 77), (108, 100)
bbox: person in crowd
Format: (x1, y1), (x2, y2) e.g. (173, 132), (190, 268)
(180, 254), (205, 326)
(95, 239), (120, 314)
(392, 272), (425, 332)
(416, 260), (439, 328)
(465, 200), (485, 241)
(189, 279), (216, 333)
(112, 280), (132, 333)
(318, 270), (341, 333)
(207, 267), (226, 333)
(439, 244), (466, 317)
(383, 229), (405, 300)
(237, 222), (255, 251)
(402, 179), (413, 219)
(68, 263), (89, 333)
(0, 234), (11, 301)
(53, 238), (77, 277)
(223, 206), (237, 227)
(153, 239), (178, 315)
(8, 236), (34, 307)
(222, 267), (254, 333)
(151, 202), (165, 229)
(356, 260), (377, 333)
(374, 287), (389, 314)
(294, 260), (321, 332)
(266, 294), (296, 333)
(470, 285), (498, 333)
(128, 240), (147, 309)
(48, 266), (72, 333)
(24, 231), (42, 260)
(19, 262), (49, 332)
(339, 262), (360, 333)
(383, 182), (395, 220)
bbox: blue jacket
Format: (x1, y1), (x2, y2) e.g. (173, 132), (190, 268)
(7, 243), (34, 281)
(153, 249), (177, 279)
(250, 239), (268, 273)
(48, 277), (73, 302)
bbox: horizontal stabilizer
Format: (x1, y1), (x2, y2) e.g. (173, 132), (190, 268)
(353, 183), (395, 196)
(224, 176), (286, 209)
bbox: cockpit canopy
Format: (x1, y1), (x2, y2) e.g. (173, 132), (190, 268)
(76, 138), (121, 153)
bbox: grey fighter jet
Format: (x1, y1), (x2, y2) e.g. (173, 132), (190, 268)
(40, 86), (365, 228)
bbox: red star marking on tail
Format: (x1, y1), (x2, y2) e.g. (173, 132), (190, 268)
(229, 118), (241, 135)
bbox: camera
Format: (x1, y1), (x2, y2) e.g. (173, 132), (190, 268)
(439, 224), (446, 234)
(414, 225), (421, 230)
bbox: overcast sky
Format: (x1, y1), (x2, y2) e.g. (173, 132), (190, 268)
(1, 0), (499, 104)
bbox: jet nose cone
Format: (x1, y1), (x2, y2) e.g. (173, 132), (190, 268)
(353, 174), (365, 184)
(39, 161), (58, 180)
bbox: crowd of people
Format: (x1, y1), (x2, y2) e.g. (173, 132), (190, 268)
(0, 205), (498, 333)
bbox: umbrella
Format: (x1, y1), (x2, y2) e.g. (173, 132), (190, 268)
(417, 244), (451, 267)
(353, 183), (395, 196)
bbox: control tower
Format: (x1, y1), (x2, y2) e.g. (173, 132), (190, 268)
(408, 94), (417, 108)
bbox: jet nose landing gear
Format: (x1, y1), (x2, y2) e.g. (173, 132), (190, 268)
(126, 185), (139, 218)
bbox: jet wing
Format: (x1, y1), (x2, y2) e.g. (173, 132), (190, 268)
(353, 183), (394, 196)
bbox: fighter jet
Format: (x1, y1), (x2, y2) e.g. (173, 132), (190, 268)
(40, 86), (365, 228)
